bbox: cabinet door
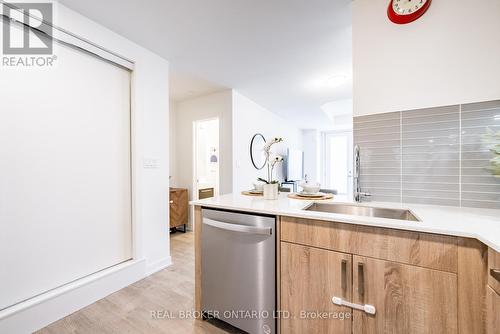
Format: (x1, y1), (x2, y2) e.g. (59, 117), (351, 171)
(281, 242), (352, 334)
(489, 247), (500, 295)
(352, 256), (457, 334)
(487, 286), (500, 334)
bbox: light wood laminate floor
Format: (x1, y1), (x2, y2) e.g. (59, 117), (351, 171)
(37, 232), (230, 334)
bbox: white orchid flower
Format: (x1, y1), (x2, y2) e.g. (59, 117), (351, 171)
(262, 137), (283, 153)
(257, 136), (284, 183)
(273, 155), (284, 163)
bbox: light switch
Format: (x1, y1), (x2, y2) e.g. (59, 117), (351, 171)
(143, 158), (160, 169)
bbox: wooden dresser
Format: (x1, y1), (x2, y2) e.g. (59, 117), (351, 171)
(169, 188), (188, 232)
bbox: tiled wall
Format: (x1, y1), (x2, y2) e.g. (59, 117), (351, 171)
(354, 100), (500, 209)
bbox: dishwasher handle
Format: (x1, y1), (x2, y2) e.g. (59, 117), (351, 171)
(203, 218), (272, 235)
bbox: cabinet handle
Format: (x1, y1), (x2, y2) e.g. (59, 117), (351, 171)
(491, 269), (500, 283)
(358, 263), (365, 300)
(169, 200), (174, 204)
(332, 297), (376, 315)
(341, 259), (347, 294)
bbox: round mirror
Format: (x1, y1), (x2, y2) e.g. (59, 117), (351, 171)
(250, 133), (267, 170)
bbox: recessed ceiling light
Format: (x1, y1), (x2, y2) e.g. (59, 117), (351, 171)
(305, 74), (350, 92)
(325, 75), (348, 88)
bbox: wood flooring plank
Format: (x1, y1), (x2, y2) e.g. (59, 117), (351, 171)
(37, 232), (227, 334)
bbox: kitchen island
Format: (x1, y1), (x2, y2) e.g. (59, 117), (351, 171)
(191, 193), (500, 334)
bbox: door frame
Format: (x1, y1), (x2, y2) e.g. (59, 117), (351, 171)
(321, 130), (354, 199)
(192, 117), (220, 201)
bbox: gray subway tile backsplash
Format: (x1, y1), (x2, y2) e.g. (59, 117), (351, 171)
(354, 100), (500, 209)
(461, 100), (500, 112)
(404, 167), (460, 176)
(402, 196), (460, 207)
(360, 167), (401, 176)
(354, 120), (400, 130)
(403, 137), (459, 147)
(402, 159), (460, 169)
(370, 195), (403, 203)
(354, 111), (400, 123)
(355, 132), (403, 143)
(461, 191), (500, 202)
(355, 126), (400, 136)
(460, 100), (500, 209)
(402, 144), (460, 155)
(401, 104), (459, 118)
(461, 107), (500, 119)
(361, 174), (401, 183)
(462, 183), (500, 193)
(402, 182), (460, 192)
(462, 175), (499, 185)
(364, 160), (400, 168)
(402, 174), (459, 184)
(402, 120), (459, 132)
(403, 190), (460, 200)
(363, 181), (401, 189)
(461, 200), (500, 209)
(401, 112), (459, 124)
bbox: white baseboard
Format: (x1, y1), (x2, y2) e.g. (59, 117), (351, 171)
(0, 259), (146, 334)
(145, 256), (172, 276)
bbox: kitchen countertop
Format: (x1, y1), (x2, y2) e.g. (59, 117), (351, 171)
(191, 193), (500, 253)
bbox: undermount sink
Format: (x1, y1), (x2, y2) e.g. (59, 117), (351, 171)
(304, 203), (421, 222)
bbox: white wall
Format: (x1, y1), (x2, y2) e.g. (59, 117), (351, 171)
(174, 90), (233, 226)
(169, 101), (178, 186)
(232, 91), (303, 192)
(0, 4), (170, 333)
(173, 90), (303, 196)
(353, 0), (500, 116)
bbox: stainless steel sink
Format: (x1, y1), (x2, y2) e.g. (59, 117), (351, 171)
(304, 203), (421, 222)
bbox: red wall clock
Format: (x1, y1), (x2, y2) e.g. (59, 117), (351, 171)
(388, 0), (432, 24)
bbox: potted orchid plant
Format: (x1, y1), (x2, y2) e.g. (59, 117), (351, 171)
(257, 137), (284, 200)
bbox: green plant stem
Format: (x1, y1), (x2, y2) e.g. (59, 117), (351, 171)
(267, 162), (271, 183)
(257, 177), (269, 184)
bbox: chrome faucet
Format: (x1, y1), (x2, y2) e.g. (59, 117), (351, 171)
(353, 145), (371, 202)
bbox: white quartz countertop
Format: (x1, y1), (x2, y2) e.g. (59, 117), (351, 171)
(191, 193), (500, 253)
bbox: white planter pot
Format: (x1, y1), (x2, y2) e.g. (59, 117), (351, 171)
(263, 183), (279, 200)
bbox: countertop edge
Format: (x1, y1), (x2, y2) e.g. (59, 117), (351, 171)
(190, 200), (500, 253)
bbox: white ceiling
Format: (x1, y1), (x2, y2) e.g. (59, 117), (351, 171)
(59, 0), (352, 129)
(169, 71), (226, 102)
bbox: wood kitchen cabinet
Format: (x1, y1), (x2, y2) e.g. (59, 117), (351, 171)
(351, 256), (457, 334)
(487, 247), (500, 334)
(281, 242), (352, 334)
(280, 247), (458, 334)
(169, 188), (188, 232)
(488, 247), (500, 295)
(279, 216), (487, 334)
(486, 286), (500, 334)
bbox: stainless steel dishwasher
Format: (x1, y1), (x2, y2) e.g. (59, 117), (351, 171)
(201, 208), (276, 334)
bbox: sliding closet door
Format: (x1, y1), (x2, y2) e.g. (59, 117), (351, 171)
(0, 42), (132, 310)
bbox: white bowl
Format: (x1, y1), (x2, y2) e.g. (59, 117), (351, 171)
(300, 182), (321, 194)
